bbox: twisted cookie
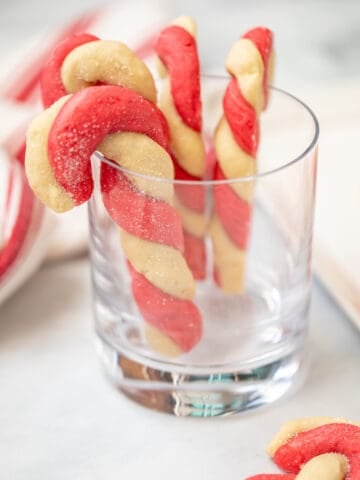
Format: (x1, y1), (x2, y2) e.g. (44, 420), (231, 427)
(156, 16), (207, 279)
(211, 27), (274, 293)
(25, 85), (202, 355)
(247, 417), (360, 479)
(270, 418), (360, 479)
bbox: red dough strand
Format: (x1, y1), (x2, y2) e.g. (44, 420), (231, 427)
(156, 25), (201, 131)
(173, 161), (205, 213)
(223, 78), (259, 157)
(101, 167), (184, 252)
(41, 33), (99, 108)
(183, 232), (206, 280)
(130, 265), (202, 352)
(243, 27), (273, 106)
(214, 165), (251, 250)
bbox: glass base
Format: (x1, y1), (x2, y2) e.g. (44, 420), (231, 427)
(96, 335), (307, 417)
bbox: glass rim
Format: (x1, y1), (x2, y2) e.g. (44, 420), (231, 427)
(94, 85), (320, 186)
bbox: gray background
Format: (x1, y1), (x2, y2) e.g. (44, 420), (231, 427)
(1, 0), (360, 89)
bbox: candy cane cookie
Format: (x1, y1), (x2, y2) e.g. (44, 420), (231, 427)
(25, 85), (202, 356)
(40, 33), (157, 107)
(269, 417), (360, 478)
(246, 417), (360, 480)
(155, 16), (207, 279)
(211, 27), (274, 293)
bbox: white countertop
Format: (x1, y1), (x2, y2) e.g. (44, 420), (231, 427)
(0, 258), (359, 479)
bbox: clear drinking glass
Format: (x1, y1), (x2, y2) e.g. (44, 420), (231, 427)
(88, 77), (319, 417)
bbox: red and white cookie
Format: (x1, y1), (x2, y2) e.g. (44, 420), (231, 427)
(211, 27), (274, 293)
(155, 16), (207, 280)
(25, 85), (202, 356)
(269, 417), (360, 479)
(246, 417), (360, 480)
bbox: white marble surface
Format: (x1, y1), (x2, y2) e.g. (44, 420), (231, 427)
(0, 259), (359, 479)
(0, 0), (360, 478)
